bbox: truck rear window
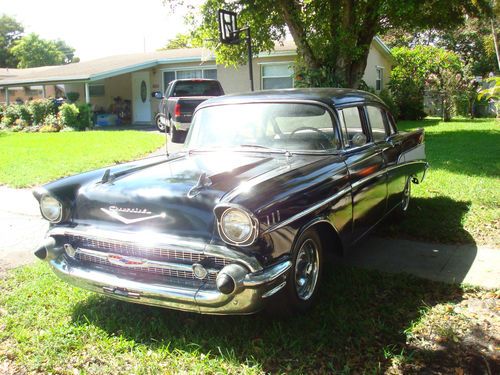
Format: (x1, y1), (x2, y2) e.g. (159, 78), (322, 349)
(172, 81), (223, 97)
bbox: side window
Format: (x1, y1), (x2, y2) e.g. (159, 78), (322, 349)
(366, 106), (387, 142)
(385, 110), (397, 134)
(339, 106), (365, 147)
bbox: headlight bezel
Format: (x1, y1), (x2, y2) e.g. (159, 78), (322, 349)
(40, 194), (64, 223)
(215, 205), (259, 246)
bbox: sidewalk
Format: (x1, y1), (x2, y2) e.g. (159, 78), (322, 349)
(0, 187), (48, 273)
(342, 236), (499, 289)
(0, 185), (498, 289)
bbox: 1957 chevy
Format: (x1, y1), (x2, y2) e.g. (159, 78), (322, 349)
(33, 89), (428, 315)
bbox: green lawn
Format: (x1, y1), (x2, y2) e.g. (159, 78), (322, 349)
(378, 117), (499, 247)
(0, 131), (164, 188)
(1, 262), (496, 374)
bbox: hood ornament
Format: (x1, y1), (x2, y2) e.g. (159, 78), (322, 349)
(187, 172), (213, 198)
(100, 206), (166, 225)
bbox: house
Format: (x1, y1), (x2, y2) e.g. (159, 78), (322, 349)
(0, 37), (393, 124)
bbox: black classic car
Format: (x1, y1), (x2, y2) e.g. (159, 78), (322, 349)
(33, 89), (428, 315)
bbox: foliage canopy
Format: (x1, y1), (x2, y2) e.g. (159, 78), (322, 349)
(165, 0), (492, 88)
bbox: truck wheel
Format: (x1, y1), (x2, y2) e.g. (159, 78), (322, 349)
(155, 114), (169, 133)
(270, 228), (323, 315)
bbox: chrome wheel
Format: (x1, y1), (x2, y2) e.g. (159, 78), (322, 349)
(402, 178), (411, 211)
(156, 115), (168, 132)
(294, 238), (320, 301)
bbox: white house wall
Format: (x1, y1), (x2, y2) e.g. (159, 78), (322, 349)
(362, 44), (391, 91)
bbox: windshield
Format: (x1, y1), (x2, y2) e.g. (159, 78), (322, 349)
(184, 102), (339, 152)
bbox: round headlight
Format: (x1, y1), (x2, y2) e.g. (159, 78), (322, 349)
(40, 195), (62, 222)
(220, 208), (254, 244)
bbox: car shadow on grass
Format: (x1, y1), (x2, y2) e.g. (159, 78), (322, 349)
(70, 267), (489, 373)
(375, 196), (475, 246)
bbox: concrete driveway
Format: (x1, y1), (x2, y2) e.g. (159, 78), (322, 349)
(0, 186), (48, 273)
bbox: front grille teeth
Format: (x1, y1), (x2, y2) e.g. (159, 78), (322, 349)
(63, 235), (230, 284)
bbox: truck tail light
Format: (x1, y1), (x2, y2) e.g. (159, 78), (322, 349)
(174, 103), (181, 117)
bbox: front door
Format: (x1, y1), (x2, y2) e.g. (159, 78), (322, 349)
(132, 71), (151, 123)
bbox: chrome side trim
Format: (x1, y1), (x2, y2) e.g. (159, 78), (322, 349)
(262, 186), (351, 234)
(397, 143), (426, 164)
(350, 168), (386, 190)
(243, 260), (291, 287)
(47, 226), (263, 273)
(262, 281), (286, 298)
(386, 160), (428, 173)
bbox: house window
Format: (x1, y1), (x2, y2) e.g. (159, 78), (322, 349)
(89, 84), (105, 97)
(261, 63), (293, 90)
(162, 68), (217, 91)
(376, 67), (383, 91)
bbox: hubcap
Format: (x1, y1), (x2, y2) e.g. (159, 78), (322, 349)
(402, 178), (411, 211)
(157, 117), (167, 131)
(294, 238), (320, 301)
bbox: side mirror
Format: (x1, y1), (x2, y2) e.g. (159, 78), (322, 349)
(351, 133), (367, 147)
(151, 91), (164, 99)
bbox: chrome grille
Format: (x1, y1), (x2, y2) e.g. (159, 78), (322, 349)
(62, 234), (231, 284)
(66, 234), (231, 267)
(75, 253), (217, 282)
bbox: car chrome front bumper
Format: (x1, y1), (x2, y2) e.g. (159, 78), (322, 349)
(37, 227), (291, 315)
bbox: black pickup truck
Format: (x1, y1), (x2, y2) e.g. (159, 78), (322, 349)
(152, 79), (224, 142)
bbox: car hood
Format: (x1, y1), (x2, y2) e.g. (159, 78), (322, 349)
(74, 151), (299, 239)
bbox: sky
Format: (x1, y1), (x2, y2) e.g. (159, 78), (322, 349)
(0, 0), (195, 61)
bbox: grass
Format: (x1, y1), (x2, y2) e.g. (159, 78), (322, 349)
(0, 131), (164, 188)
(2, 262), (497, 374)
(378, 117), (499, 247)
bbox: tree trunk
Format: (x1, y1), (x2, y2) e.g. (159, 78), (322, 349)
(277, 0), (319, 69)
(491, 19), (500, 71)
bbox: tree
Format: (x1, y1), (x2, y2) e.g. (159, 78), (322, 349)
(164, 0), (491, 88)
(0, 14), (24, 68)
(383, 17), (498, 77)
(10, 33), (77, 68)
(160, 32), (201, 50)
(54, 40), (78, 64)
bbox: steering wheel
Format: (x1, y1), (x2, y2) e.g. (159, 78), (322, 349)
(289, 127), (331, 149)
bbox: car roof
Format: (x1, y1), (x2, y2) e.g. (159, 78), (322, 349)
(199, 88), (386, 108)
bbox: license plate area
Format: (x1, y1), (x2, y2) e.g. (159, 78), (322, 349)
(102, 286), (141, 299)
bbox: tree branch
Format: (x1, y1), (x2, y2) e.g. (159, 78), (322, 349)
(277, 0), (319, 68)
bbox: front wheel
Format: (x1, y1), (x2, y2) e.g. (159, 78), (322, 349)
(155, 114), (169, 133)
(271, 228), (323, 314)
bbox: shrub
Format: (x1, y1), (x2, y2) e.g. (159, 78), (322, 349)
(18, 104), (33, 124)
(59, 103), (80, 129)
(76, 103), (92, 130)
(66, 92), (80, 103)
(1, 104), (21, 126)
(29, 99), (56, 125)
(39, 114), (61, 132)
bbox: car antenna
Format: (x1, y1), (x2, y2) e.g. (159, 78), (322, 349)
(165, 126), (169, 157)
